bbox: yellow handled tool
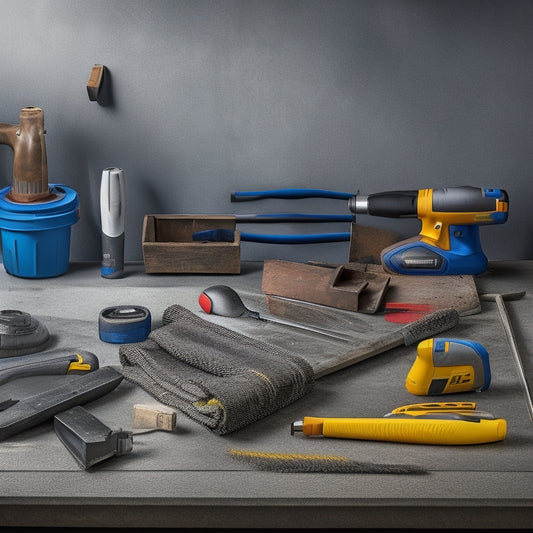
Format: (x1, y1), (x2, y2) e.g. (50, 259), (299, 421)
(291, 402), (506, 445)
(0, 349), (99, 385)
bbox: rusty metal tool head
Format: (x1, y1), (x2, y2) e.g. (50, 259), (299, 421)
(0, 107), (55, 203)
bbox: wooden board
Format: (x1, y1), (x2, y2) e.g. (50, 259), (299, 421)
(261, 259), (391, 313)
(262, 259), (481, 317)
(372, 263), (481, 316)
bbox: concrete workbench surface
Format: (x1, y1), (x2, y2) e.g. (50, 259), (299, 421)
(0, 260), (532, 529)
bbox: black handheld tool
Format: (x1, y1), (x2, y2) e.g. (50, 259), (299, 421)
(0, 349), (99, 385)
(54, 405), (133, 469)
(0, 366), (123, 441)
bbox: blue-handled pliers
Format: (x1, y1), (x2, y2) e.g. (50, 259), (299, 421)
(196, 188), (356, 244)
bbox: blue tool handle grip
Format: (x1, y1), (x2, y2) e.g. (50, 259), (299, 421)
(240, 232), (351, 244)
(101, 233), (124, 279)
(231, 188), (353, 201)
(235, 213), (355, 223)
(193, 229), (352, 244)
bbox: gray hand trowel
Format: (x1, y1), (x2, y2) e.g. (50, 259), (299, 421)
(199, 285), (356, 342)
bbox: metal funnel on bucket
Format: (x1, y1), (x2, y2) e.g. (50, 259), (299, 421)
(0, 107), (79, 278)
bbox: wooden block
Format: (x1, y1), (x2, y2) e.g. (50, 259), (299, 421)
(261, 259), (390, 312)
(349, 223), (402, 264)
(87, 64), (104, 101)
(134, 404), (177, 431)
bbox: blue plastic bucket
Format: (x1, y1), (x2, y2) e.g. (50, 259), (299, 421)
(0, 184), (80, 278)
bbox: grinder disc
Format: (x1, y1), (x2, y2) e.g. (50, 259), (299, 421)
(0, 309), (51, 357)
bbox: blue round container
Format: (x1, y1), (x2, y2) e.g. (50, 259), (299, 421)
(0, 184), (80, 278)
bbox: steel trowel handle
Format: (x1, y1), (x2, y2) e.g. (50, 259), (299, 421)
(0, 349), (99, 385)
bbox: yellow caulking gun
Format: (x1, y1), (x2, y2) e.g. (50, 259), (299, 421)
(291, 402), (506, 445)
(405, 338), (491, 395)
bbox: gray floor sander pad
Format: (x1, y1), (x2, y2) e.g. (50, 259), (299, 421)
(0, 310), (50, 357)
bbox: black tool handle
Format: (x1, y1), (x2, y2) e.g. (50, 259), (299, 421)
(0, 350), (99, 385)
(348, 191), (418, 217)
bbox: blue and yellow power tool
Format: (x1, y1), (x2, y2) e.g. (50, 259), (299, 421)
(230, 185), (509, 275)
(349, 186), (509, 275)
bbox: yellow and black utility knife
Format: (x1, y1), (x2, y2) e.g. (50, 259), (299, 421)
(291, 402), (506, 445)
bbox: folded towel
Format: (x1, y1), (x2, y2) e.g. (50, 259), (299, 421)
(119, 304), (315, 435)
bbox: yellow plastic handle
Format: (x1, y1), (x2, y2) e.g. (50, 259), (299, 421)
(304, 416), (506, 445)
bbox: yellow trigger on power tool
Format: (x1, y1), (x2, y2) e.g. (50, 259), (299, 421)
(405, 338), (491, 395)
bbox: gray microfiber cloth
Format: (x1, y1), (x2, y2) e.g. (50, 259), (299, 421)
(119, 304), (315, 435)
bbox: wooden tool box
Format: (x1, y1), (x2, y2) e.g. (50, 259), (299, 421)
(142, 214), (241, 274)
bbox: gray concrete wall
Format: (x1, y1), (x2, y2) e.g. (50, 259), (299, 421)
(0, 0), (531, 265)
